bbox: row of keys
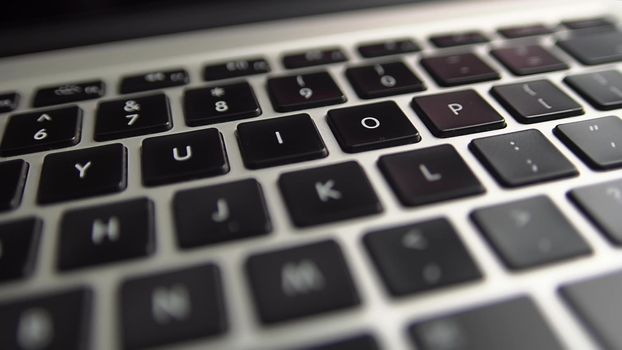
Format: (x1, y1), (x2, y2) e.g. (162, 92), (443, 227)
(5, 65), (618, 161)
(0, 283), (570, 350)
(0, 190), (600, 348)
(3, 111), (621, 212)
(0, 17), (616, 112)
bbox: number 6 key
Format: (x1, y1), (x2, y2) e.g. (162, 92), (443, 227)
(183, 81), (261, 126)
(0, 105), (82, 157)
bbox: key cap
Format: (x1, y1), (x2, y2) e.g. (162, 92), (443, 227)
(345, 61), (425, 99)
(37, 143), (127, 204)
(471, 195), (590, 269)
(558, 31), (622, 65)
(237, 114), (328, 169)
(203, 57), (270, 81)
(470, 129), (577, 187)
(0, 92), (19, 113)
(282, 47), (347, 69)
(94, 93), (172, 141)
(33, 80), (104, 107)
(569, 178), (622, 244)
(120, 68), (189, 94)
(57, 198), (154, 271)
(267, 71), (346, 112)
(561, 269), (622, 349)
(421, 53), (500, 87)
(0, 160), (28, 212)
(184, 81), (261, 126)
(491, 45), (568, 76)
(120, 264), (227, 349)
(173, 179), (272, 248)
(297, 334), (379, 350)
(246, 240), (359, 324)
(141, 128), (229, 186)
(0, 217), (41, 283)
(0, 105), (82, 157)
(0, 288), (92, 350)
(364, 218), (481, 297)
(429, 31), (489, 47)
(564, 70), (622, 110)
(562, 17), (616, 31)
(357, 39), (420, 58)
(411, 89), (505, 137)
(279, 161), (382, 227)
(327, 101), (420, 153)
(491, 79), (583, 123)
(498, 24), (553, 38)
(409, 297), (564, 350)
(379, 145), (484, 207)
(556, 116), (622, 169)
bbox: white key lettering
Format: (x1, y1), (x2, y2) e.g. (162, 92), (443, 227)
(74, 161), (92, 179)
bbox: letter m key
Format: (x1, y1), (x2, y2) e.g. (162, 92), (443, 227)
(281, 260), (325, 297)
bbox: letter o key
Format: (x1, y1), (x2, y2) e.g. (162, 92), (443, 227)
(361, 117), (380, 129)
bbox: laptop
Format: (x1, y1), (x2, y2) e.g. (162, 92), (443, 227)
(2, 0), (622, 348)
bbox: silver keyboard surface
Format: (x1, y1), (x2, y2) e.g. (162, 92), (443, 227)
(2, 0), (622, 349)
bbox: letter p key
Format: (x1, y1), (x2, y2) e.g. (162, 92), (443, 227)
(448, 103), (463, 116)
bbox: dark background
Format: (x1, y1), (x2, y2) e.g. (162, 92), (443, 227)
(0, 0), (427, 57)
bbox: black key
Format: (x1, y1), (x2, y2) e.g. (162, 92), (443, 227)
(0, 160), (28, 212)
(561, 270), (622, 349)
(364, 218), (481, 297)
(267, 71), (346, 112)
(491, 45), (568, 76)
(0, 218), (41, 283)
(562, 17), (616, 31)
(498, 24), (553, 38)
(203, 57), (270, 81)
(0, 106), (82, 157)
(120, 69), (189, 94)
(471, 196), (590, 269)
(297, 334), (379, 350)
(141, 128), (229, 186)
(558, 31), (622, 65)
(184, 81), (261, 126)
(0, 288), (91, 350)
(94, 93), (172, 141)
(491, 79), (583, 124)
(410, 297), (563, 350)
(345, 61), (425, 99)
(120, 264), (227, 350)
(279, 161), (382, 227)
(58, 198), (154, 271)
(411, 89), (505, 137)
(429, 31), (489, 47)
(0, 92), (19, 113)
(282, 48), (347, 69)
(358, 38), (420, 58)
(556, 116), (622, 169)
(37, 144), (127, 204)
(173, 179), (271, 248)
(421, 53), (500, 87)
(470, 129), (578, 187)
(33, 80), (104, 107)
(327, 101), (420, 153)
(246, 240), (359, 324)
(237, 114), (328, 169)
(569, 178), (622, 244)
(379, 145), (484, 207)
(564, 70), (622, 110)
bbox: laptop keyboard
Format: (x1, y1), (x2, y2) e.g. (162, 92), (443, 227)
(2, 12), (622, 350)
